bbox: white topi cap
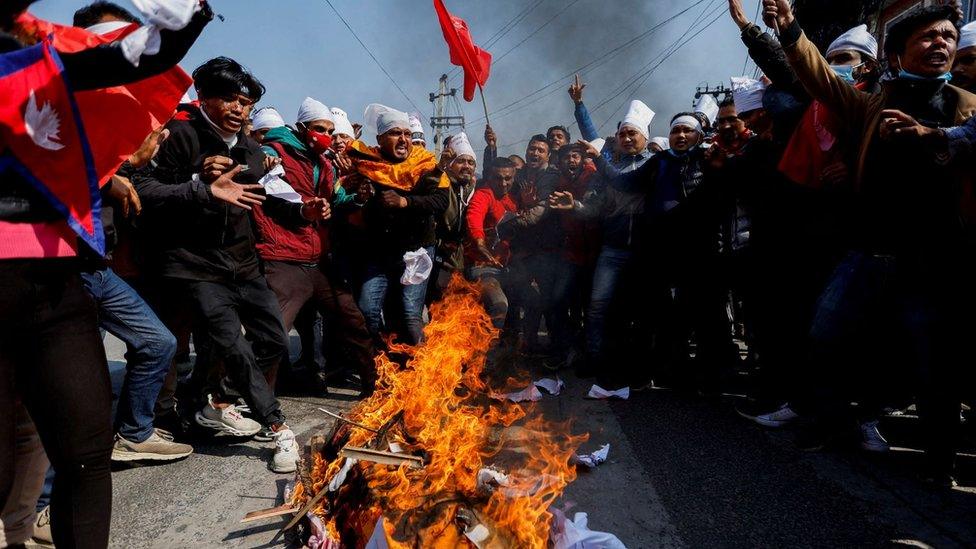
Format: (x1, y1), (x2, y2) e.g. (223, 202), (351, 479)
(446, 131), (476, 160)
(825, 24), (879, 60)
(731, 75), (767, 114)
(251, 107), (285, 131)
(618, 99), (655, 140)
(330, 107), (356, 138)
(296, 97), (333, 125)
(364, 103), (411, 137)
(694, 94), (719, 126)
(960, 21), (976, 51)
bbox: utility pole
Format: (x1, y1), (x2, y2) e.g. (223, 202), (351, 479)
(694, 84), (731, 104)
(428, 74), (465, 155)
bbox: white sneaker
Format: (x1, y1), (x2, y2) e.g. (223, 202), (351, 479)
(753, 404), (799, 428)
(271, 428), (299, 473)
(859, 420), (889, 453)
(194, 395), (261, 437)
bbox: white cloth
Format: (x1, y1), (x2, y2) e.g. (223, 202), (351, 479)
(296, 97), (332, 125)
(731, 75), (767, 114)
(826, 24), (879, 60)
(401, 248), (433, 285)
(550, 509), (626, 549)
(585, 384), (630, 400)
(330, 107), (356, 138)
(694, 94), (720, 125)
(364, 103), (411, 137)
(618, 99), (654, 139)
(961, 21), (976, 51)
(259, 164), (302, 203)
(670, 115), (702, 134)
(574, 443), (610, 468)
(650, 136), (670, 151)
(251, 107), (285, 131)
(588, 137), (607, 154)
(409, 114), (424, 136)
(446, 131), (476, 160)
(121, 0), (200, 66)
(85, 20), (132, 35)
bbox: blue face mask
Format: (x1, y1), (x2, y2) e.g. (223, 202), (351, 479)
(831, 65), (856, 84)
(898, 69), (953, 82)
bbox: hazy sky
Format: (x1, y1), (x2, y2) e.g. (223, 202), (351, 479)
(34, 0), (767, 156)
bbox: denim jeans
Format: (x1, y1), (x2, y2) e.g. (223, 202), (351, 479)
(82, 267), (177, 443)
(585, 247), (633, 363)
(358, 246), (435, 346)
(806, 251), (967, 472)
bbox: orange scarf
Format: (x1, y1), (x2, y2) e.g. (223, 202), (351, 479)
(347, 140), (449, 192)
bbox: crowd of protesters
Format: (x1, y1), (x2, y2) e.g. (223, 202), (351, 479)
(3, 0), (976, 547)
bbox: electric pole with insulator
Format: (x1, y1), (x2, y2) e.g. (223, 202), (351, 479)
(429, 74), (465, 155)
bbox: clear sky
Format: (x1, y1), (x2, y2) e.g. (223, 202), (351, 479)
(33, 0), (767, 156)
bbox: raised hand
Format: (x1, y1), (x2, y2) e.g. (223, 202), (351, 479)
(548, 190), (575, 210)
(577, 139), (601, 159)
(484, 125), (497, 149)
(728, 0), (751, 30)
(762, 0), (793, 32)
(209, 165), (265, 210)
(568, 73), (586, 105)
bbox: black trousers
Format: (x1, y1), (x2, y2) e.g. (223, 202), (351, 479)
(176, 276), (288, 427)
(264, 261), (377, 392)
(0, 259), (113, 549)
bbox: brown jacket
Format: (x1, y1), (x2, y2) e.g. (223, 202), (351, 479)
(783, 30), (976, 188)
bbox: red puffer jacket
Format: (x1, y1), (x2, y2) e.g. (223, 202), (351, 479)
(252, 140), (334, 264)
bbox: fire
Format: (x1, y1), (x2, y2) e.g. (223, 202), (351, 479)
(291, 276), (587, 548)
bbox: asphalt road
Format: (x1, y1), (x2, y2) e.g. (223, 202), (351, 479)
(98, 334), (976, 548)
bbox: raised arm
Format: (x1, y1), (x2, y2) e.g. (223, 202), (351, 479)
(764, 0), (870, 122)
(62, 3), (212, 91)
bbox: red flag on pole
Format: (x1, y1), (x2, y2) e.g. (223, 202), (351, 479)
(433, 0), (491, 102)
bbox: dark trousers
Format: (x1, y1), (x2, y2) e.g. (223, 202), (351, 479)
(804, 251), (968, 473)
(177, 276), (288, 428)
(0, 259), (113, 548)
(264, 261), (376, 391)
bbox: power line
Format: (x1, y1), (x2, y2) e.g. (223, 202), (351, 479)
(468, 0), (710, 126)
(490, 0), (584, 66)
(447, 0), (548, 82)
(322, 0), (423, 113)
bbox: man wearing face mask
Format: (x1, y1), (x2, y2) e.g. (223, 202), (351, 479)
(765, 0), (976, 486)
(252, 97), (377, 398)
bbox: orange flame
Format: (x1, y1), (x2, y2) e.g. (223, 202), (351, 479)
(292, 276), (586, 547)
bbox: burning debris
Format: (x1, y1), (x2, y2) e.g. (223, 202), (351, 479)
(284, 277), (590, 547)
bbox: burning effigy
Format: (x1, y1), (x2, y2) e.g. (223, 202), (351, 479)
(283, 277), (590, 548)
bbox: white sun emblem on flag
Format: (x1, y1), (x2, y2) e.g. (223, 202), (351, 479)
(25, 90), (65, 151)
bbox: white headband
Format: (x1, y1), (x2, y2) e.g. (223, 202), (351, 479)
(670, 115), (702, 134)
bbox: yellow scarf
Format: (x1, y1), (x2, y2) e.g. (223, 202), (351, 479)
(347, 140), (449, 192)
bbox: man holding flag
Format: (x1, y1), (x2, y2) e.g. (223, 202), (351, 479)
(0, 1), (210, 546)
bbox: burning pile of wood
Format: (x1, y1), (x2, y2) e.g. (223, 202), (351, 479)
(269, 278), (587, 548)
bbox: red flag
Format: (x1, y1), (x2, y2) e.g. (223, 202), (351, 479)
(433, 0), (491, 102)
(0, 14), (193, 254)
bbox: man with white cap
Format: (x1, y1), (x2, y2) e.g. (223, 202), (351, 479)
(251, 97), (377, 401)
(569, 75), (655, 171)
(250, 107), (285, 144)
(552, 110), (735, 393)
(429, 131), (478, 301)
(952, 21), (976, 92)
(648, 136), (670, 154)
(339, 103), (450, 346)
(330, 107), (357, 154)
(408, 114), (426, 148)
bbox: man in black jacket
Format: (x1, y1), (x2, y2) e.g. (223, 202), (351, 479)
(134, 57), (318, 474)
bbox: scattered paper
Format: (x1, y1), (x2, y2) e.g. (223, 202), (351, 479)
(476, 468), (510, 493)
(401, 248), (433, 285)
(259, 164), (302, 203)
(550, 509), (626, 549)
(534, 377), (564, 395)
(574, 444), (610, 469)
(586, 384), (630, 400)
(492, 384), (544, 403)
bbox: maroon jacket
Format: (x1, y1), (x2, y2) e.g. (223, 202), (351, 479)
(252, 138), (334, 264)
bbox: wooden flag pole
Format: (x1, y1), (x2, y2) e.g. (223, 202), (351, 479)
(478, 84), (490, 127)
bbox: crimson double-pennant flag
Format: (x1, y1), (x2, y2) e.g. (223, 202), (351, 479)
(0, 14), (192, 255)
(433, 0), (491, 102)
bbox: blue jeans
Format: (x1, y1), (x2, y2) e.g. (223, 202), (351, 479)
(82, 267), (177, 442)
(585, 247), (633, 363)
(807, 251), (964, 472)
(358, 247), (434, 346)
